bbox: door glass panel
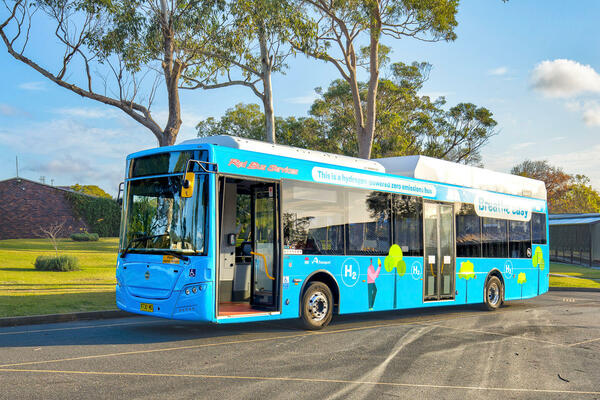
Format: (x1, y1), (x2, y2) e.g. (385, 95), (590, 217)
(253, 187), (276, 306)
(423, 203), (438, 299)
(439, 204), (454, 298)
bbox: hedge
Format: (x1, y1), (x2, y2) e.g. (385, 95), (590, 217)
(65, 192), (121, 237)
(34, 255), (80, 271)
(71, 232), (100, 241)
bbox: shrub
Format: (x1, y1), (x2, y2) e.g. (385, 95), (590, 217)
(34, 255), (80, 271)
(71, 232), (100, 242)
(65, 192), (121, 237)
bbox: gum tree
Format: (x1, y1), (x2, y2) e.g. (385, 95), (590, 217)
(294, 0), (459, 159)
(0, 0), (224, 146)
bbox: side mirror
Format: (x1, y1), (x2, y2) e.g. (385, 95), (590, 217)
(117, 198), (123, 206)
(181, 172), (195, 198)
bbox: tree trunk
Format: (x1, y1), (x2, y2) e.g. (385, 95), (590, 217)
(358, 12), (382, 160)
(259, 25), (276, 144)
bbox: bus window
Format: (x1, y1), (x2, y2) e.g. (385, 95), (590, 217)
(532, 213), (547, 244)
(392, 195), (423, 256)
(482, 218), (508, 258)
(347, 191), (391, 255)
(509, 220), (531, 258)
(456, 203), (481, 258)
(282, 181), (345, 255)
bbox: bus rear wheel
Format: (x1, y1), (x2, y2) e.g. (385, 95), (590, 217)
(483, 276), (503, 311)
(301, 282), (333, 330)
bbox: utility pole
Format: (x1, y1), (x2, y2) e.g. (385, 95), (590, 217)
(15, 156), (19, 178)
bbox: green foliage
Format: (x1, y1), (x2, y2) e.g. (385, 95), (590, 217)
(384, 244), (406, 276)
(458, 260), (475, 280)
(71, 232), (100, 242)
(65, 192), (121, 237)
(70, 184), (112, 199)
(512, 161), (600, 213)
(34, 255), (80, 271)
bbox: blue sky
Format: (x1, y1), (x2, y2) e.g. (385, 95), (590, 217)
(1, 0), (600, 195)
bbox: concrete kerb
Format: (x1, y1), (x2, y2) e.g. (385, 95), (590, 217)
(0, 310), (134, 327)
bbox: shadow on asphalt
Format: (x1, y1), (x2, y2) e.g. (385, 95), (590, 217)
(0, 302), (535, 349)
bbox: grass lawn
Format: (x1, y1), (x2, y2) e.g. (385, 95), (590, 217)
(0, 238), (119, 317)
(549, 262), (600, 289)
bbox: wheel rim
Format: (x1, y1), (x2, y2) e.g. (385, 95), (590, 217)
(488, 282), (500, 306)
(308, 291), (328, 322)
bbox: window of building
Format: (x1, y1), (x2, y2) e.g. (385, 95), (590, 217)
(456, 203), (481, 257)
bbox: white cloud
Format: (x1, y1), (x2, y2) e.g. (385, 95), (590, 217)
(488, 66), (508, 76)
(563, 100), (600, 127)
(54, 107), (120, 119)
(0, 103), (26, 117)
(285, 93), (319, 105)
(513, 142), (535, 150)
(531, 59), (600, 98)
(18, 81), (46, 91)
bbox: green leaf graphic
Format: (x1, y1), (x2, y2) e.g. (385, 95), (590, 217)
(458, 260), (475, 280)
(517, 272), (527, 285)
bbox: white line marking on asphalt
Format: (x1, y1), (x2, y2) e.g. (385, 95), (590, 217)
(0, 319), (163, 336)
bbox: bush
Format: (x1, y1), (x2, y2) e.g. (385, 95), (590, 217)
(34, 255), (80, 271)
(65, 192), (121, 237)
(71, 232), (100, 242)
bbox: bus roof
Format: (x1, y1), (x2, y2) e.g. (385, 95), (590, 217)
(181, 135), (547, 201)
(377, 155), (547, 200)
(182, 136), (385, 173)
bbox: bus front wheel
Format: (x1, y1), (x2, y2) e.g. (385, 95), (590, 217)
(483, 276), (503, 311)
(300, 282), (333, 330)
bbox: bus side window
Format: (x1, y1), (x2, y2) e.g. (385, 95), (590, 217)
(532, 213), (547, 244)
(456, 203), (481, 258)
(392, 195), (423, 256)
(482, 218), (508, 258)
(509, 220), (531, 258)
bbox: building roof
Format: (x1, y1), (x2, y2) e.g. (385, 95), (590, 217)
(0, 177), (99, 198)
(549, 213), (600, 225)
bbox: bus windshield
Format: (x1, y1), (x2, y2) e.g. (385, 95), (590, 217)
(120, 175), (207, 255)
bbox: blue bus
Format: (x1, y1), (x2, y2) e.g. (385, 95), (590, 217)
(116, 135), (549, 329)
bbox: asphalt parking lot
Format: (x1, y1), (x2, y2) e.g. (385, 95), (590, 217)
(0, 290), (599, 400)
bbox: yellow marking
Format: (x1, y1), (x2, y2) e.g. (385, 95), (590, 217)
(568, 336), (600, 347)
(0, 314), (483, 368)
(0, 368), (599, 395)
(181, 172), (195, 198)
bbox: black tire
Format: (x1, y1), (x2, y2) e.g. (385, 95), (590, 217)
(300, 282), (333, 330)
(483, 276), (503, 311)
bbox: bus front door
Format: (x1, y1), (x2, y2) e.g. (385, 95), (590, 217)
(423, 202), (455, 301)
(251, 183), (279, 309)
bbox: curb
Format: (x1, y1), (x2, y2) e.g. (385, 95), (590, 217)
(0, 310), (134, 327)
(549, 287), (600, 293)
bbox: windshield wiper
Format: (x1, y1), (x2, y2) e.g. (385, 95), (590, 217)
(157, 250), (190, 262)
(120, 234), (170, 258)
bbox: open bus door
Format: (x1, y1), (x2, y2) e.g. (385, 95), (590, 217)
(217, 177), (280, 317)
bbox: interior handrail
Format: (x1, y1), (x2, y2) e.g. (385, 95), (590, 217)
(251, 251), (275, 281)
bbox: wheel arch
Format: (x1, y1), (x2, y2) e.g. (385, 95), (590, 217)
(299, 270), (340, 315)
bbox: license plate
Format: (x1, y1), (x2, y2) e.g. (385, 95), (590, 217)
(140, 303), (154, 312)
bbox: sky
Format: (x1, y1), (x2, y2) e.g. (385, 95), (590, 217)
(1, 0), (600, 196)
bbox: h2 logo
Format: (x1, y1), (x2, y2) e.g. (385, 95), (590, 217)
(341, 258), (360, 287)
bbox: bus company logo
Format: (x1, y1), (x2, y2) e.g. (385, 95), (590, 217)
(411, 261), (422, 280)
(504, 260), (513, 279)
(341, 258), (360, 287)
(311, 257), (331, 265)
(228, 158), (298, 175)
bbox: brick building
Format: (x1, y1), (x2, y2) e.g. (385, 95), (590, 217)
(0, 177), (89, 240)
